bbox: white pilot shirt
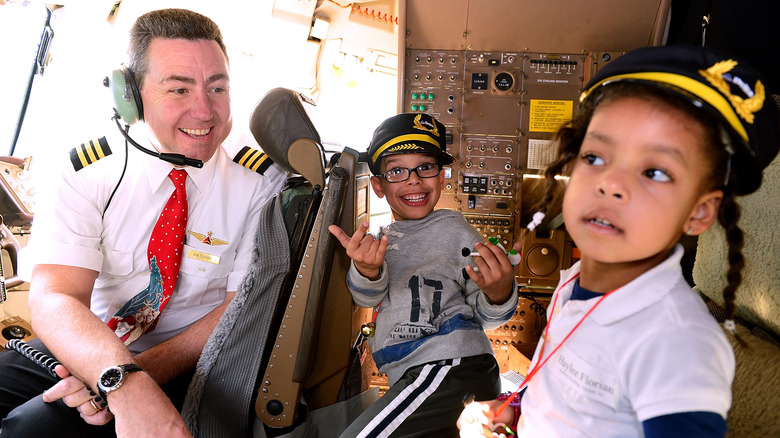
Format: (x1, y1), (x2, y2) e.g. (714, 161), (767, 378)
(517, 244), (734, 437)
(22, 131), (286, 353)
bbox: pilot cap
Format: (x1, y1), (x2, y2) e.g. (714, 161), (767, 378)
(367, 113), (453, 175)
(581, 44), (779, 195)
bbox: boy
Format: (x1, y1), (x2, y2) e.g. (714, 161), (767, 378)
(329, 113), (520, 437)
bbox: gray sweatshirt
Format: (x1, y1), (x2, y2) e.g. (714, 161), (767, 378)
(347, 209), (518, 385)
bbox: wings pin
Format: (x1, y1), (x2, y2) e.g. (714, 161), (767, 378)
(188, 230), (228, 246)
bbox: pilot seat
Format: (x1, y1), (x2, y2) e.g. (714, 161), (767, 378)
(181, 88), (377, 438)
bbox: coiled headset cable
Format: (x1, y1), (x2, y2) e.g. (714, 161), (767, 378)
(5, 338), (61, 378)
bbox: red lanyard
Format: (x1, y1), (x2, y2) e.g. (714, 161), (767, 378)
(495, 273), (618, 416)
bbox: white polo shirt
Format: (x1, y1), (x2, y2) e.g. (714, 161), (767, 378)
(22, 130), (286, 352)
(517, 244), (734, 437)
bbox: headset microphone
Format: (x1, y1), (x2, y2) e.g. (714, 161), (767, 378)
(112, 112), (204, 168)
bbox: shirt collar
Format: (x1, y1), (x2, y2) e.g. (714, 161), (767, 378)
(555, 244), (686, 325)
(144, 147), (219, 196)
(570, 280), (603, 301)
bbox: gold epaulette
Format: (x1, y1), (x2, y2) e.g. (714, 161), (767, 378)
(69, 137), (112, 171)
(233, 146), (274, 175)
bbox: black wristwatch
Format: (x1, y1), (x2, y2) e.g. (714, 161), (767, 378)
(96, 363), (143, 399)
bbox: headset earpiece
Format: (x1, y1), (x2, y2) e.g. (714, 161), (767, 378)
(106, 66), (144, 125)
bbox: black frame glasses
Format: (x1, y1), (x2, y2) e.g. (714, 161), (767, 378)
(380, 162), (442, 183)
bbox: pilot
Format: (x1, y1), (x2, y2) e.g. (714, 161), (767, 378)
(0, 8), (286, 437)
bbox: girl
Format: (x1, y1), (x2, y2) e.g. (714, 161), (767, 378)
(458, 44), (779, 437)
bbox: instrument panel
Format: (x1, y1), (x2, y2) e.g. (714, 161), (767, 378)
(401, 49), (596, 249)
(0, 157), (35, 228)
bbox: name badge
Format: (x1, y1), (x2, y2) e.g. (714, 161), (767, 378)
(187, 249), (221, 265)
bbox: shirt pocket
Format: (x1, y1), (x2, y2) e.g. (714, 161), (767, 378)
(95, 249), (134, 288)
(177, 243), (236, 306)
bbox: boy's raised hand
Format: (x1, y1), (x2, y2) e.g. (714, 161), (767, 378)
(329, 222), (388, 281)
(466, 240), (522, 305)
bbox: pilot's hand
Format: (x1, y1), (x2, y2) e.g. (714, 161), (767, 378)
(107, 371), (192, 438)
(329, 222), (388, 281)
(42, 365), (114, 425)
(466, 240), (522, 305)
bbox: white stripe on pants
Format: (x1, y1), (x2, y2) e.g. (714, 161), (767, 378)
(356, 358), (462, 438)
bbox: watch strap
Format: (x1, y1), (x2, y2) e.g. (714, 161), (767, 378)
(120, 363), (143, 374)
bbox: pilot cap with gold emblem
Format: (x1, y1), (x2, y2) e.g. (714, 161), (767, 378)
(367, 113), (453, 175)
(581, 44), (779, 195)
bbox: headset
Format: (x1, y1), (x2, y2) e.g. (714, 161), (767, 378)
(104, 66), (203, 168)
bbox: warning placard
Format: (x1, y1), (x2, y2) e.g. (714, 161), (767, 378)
(529, 99), (573, 133)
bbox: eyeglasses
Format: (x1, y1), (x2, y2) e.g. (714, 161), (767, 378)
(380, 162), (442, 183)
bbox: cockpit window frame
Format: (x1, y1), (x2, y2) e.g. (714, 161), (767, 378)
(0, 2), (53, 156)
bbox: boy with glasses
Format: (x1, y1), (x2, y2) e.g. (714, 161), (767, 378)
(329, 113), (520, 437)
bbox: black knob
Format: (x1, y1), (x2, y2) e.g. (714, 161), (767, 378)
(266, 400), (284, 416)
(2, 325), (29, 340)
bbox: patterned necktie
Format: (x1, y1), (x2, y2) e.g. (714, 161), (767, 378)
(108, 169), (188, 345)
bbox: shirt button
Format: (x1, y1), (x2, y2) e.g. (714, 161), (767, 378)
(199, 267), (206, 272)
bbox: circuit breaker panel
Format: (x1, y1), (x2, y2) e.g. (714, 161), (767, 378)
(403, 49), (593, 249)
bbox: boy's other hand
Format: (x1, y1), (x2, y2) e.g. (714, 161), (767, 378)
(466, 240), (522, 305)
(329, 222), (388, 280)
(458, 400), (512, 438)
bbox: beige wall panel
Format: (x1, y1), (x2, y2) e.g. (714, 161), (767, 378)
(465, 0), (669, 53)
(404, 0), (469, 50)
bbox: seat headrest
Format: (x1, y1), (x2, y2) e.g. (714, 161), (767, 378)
(250, 88), (325, 187)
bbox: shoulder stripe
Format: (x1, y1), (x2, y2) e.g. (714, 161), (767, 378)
(233, 146), (274, 174)
(70, 137), (112, 171)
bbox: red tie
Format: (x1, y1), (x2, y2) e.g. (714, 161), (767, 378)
(148, 169), (188, 296)
(108, 169), (188, 344)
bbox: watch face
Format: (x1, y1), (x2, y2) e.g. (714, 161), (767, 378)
(100, 367), (123, 389)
